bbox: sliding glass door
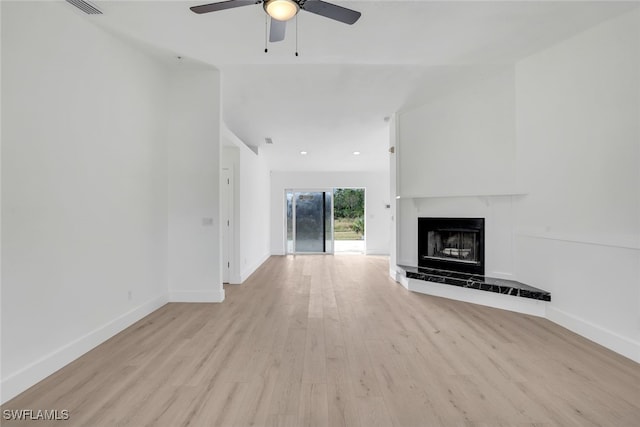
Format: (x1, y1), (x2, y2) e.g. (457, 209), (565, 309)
(286, 190), (334, 254)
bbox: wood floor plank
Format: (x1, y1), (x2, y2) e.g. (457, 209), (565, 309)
(2, 255), (639, 426)
(354, 396), (394, 427)
(298, 383), (329, 427)
(266, 413), (298, 427)
(326, 381), (361, 427)
(232, 379), (275, 427)
(302, 318), (327, 383)
(197, 382), (247, 427)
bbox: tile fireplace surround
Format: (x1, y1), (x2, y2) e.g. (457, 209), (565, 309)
(399, 265), (551, 302)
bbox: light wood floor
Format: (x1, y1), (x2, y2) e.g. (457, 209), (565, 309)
(3, 255), (639, 426)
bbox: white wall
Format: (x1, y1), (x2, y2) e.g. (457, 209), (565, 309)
(238, 145), (270, 280)
(167, 65), (223, 302)
(222, 128), (271, 283)
(270, 171), (391, 256)
(397, 69), (517, 198)
(514, 9), (640, 361)
(1, 1), (170, 403)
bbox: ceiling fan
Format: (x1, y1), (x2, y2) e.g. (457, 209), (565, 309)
(190, 0), (361, 42)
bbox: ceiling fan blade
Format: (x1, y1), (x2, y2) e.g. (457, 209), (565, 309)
(269, 18), (287, 42)
(301, 0), (361, 25)
(190, 0), (259, 14)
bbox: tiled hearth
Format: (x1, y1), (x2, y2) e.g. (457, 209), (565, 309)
(398, 265), (551, 302)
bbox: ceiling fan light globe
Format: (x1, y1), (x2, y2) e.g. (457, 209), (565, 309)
(264, 0), (299, 22)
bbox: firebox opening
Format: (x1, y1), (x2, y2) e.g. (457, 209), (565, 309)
(418, 218), (485, 275)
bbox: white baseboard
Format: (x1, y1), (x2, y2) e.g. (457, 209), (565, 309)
(408, 278), (547, 317)
(169, 288), (225, 303)
(365, 251), (390, 256)
(488, 270), (514, 280)
(0, 294), (168, 405)
(228, 273), (242, 285)
(547, 305), (640, 363)
(399, 275), (410, 289)
(390, 265), (409, 289)
(390, 266), (409, 289)
(240, 253), (270, 283)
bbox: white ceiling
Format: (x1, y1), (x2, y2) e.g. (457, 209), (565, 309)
(87, 0), (638, 171)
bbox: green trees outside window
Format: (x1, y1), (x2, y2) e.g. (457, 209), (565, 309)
(333, 188), (365, 240)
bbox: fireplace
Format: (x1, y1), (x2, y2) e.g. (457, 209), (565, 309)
(418, 217), (485, 275)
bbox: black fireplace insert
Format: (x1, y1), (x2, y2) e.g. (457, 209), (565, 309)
(418, 217), (485, 275)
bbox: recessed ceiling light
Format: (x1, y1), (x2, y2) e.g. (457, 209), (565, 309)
(300, 151), (308, 155)
(353, 151), (361, 155)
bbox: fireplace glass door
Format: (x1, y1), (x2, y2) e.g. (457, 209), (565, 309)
(418, 217), (485, 275)
(426, 229), (479, 264)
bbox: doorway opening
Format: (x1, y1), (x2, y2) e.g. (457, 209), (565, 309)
(285, 188), (366, 254)
(333, 188), (365, 254)
(286, 190), (334, 254)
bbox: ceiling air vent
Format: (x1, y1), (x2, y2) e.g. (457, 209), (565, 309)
(66, 0), (103, 15)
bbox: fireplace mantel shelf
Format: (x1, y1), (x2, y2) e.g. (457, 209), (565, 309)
(398, 265), (551, 302)
(397, 191), (527, 199)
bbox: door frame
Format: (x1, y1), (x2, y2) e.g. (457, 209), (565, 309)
(221, 167), (233, 283)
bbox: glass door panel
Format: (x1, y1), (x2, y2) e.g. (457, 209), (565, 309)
(295, 192), (325, 253)
(285, 190), (334, 254)
(286, 191), (294, 253)
(324, 192), (333, 253)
